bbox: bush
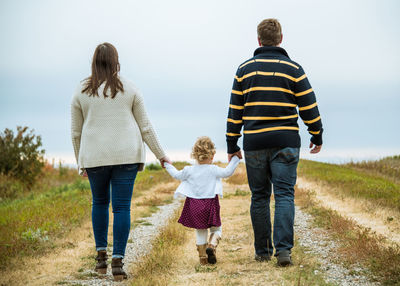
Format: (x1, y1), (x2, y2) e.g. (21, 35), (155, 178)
(0, 126), (45, 187)
(146, 163), (163, 171)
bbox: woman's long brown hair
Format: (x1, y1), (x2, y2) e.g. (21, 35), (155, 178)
(82, 42), (124, 98)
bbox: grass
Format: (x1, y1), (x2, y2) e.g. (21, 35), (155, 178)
(0, 161), (181, 272)
(298, 159), (400, 211)
(346, 155), (400, 184)
(225, 162), (248, 185)
(296, 186), (400, 285)
(0, 161), (79, 201)
(223, 187), (250, 199)
(136, 195), (164, 206)
(0, 178), (91, 270)
(130, 211), (188, 286)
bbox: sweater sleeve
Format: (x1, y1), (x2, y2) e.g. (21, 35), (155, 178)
(226, 68), (244, 154)
(132, 91), (166, 159)
(165, 163), (189, 180)
(294, 66), (323, 145)
(71, 92), (83, 167)
(213, 156), (240, 178)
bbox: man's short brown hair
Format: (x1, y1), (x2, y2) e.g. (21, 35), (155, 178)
(257, 18), (282, 46)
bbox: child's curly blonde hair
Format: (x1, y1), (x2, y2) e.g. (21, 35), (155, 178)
(191, 136), (216, 162)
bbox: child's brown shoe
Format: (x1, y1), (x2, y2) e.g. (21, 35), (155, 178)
(206, 233), (221, 264)
(197, 244), (208, 265)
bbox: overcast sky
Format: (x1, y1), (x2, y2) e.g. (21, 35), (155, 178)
(1, 0), (399, 163)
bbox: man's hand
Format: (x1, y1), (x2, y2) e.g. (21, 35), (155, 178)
(159, 156), (172, 168)
(309, 142), (322, 154)
(82, 170), (88, 178)
(228, 150), (243, 162)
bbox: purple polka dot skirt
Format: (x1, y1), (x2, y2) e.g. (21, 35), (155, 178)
(178, 195), (221, 229)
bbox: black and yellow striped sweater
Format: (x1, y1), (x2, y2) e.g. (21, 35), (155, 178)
(226, 46), (323, 154)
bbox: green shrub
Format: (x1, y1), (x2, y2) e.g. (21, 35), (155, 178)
(0, 126), (45, 187)
(146, 163), (163, 171)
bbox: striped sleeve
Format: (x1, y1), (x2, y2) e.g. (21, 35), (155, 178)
(226, 68), (244, 153)
(294, 66), (323, 145)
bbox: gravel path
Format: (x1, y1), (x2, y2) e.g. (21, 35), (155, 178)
(295, 206), (380, 286)
(61, 188), (380, 285)
(64, 199), (182, 285)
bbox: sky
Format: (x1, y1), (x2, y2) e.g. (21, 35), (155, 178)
(1, 0), (399, 164)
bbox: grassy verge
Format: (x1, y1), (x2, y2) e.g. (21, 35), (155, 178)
(130, 211), (187, 286)
(0, 178), (91, 270)
(0, 163), (182, 272)
(296, 186), (400, 285)
(346, 155), (400, 184)
(298, 159), (400, 211)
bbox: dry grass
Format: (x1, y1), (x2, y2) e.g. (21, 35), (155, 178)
(225, 162), (248, 185)
(296, 186), (400, 285)
(0, 219), (95, 286)
(346, 155), (400, 184)
(136, 195), (164, 207)
(130, 211), (188, 286)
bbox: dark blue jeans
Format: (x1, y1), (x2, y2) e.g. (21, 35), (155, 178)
(244, 147), (299, 257)
(86, 163), (139, 258)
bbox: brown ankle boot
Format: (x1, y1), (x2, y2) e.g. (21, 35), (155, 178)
(95, 250), (107, 274)
(111, 258), (127, 281)
(197, 244), (208, 265)
(206, 233), (221, 264)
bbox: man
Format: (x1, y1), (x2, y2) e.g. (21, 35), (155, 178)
(226, 18), (323, 266)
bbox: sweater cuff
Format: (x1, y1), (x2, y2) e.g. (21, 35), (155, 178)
(227, 142), (241, 154)
(311, 134), (323, 146)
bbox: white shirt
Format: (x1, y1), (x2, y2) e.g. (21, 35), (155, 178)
(165, 156), (240, 199)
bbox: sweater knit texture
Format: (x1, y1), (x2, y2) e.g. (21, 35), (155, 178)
(71, 76), (165, 174)
(165, 156), (240, 199)
(226, 46), (323, 153)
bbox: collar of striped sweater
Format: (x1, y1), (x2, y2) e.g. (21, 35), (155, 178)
(254, 46), (290, 58)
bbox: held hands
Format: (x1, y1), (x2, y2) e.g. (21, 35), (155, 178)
(159, 156), (172, 168)
(228, 150), (243, 162)
(309, 142), (322, 154)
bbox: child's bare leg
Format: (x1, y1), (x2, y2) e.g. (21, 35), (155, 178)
(195, 229), (208, 265)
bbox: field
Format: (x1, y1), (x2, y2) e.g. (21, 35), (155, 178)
(0, 156), (399, 285)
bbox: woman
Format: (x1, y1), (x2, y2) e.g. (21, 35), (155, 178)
(71, 42), (170, 281)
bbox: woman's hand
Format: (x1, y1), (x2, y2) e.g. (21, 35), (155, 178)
(159, 156), (172, 168)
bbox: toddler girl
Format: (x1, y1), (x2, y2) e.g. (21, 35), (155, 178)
(165, 136), (240, 265)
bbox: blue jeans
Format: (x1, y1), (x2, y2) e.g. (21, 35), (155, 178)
(244, 147), (299, 257)
(86, 163), (139, 258)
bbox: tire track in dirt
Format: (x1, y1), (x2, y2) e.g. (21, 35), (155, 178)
(296, 177), (400, 245)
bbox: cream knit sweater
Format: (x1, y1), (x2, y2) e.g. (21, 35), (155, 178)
(71, 76), (165, 174)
